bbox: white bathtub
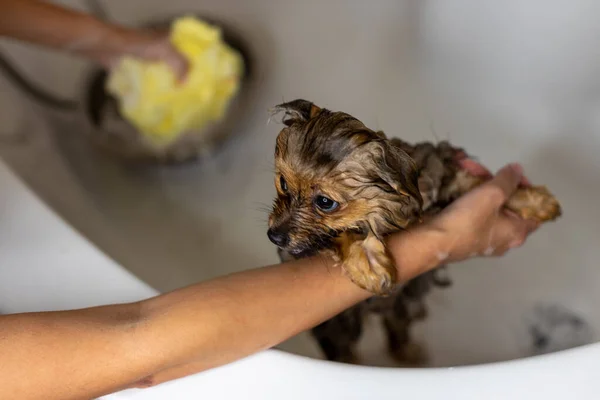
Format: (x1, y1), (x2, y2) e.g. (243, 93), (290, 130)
(0, 158), (596, 399)
(0, 0), (599, 397)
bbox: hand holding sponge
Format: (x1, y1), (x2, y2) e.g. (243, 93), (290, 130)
(105, 16), (244, 147)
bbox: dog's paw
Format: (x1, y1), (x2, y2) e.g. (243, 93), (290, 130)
(446, 171), (562, 224)
(390, 342), (429, 366)
(506, 185), (562, 222)
(407, 300), (429, 321)
(337, 233), (397, 295)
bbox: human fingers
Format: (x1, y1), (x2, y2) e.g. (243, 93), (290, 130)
(484, 211), (539, 257)
(164, 48), (189, 82)
(483, 163), (524, 207)
(458, 158), (492, 178)
(458, 158), (532, 187)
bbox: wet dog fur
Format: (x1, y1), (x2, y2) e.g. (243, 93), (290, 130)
(267, 99), (561, 365)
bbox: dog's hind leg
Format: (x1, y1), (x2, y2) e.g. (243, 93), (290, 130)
(382, 285), (429, 366)
(311, 305), (364, 364)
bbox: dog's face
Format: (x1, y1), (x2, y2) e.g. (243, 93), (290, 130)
(267, 100), (423, 257)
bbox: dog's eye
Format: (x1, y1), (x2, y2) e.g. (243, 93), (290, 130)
(314, 195), (339, 212)
(279, 176), (288, 192)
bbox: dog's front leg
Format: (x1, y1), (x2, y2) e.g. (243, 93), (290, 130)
(335, 231), (398, 296)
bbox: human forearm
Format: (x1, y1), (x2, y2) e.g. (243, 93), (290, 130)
(132, 227), (444, 386)
(0, 303), (152, 399)
(0, 226), (443, 399)
(138, 257), (370, 373)
(0, 256), (368, 399)
(125, 257), (370, 389)
(0, 0), (188, 77)
(0, 0), (141, 63)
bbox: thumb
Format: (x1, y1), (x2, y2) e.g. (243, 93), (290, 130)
(487, 163), (523, 206)
(168, 56), (189, 83)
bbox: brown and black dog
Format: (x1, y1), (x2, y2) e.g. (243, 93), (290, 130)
(267, 99), (561, 365)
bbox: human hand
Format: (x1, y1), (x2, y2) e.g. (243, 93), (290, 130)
(428, 162), (539, 263)
(87, 27), (189, 81)
(117, 30), (189, 82)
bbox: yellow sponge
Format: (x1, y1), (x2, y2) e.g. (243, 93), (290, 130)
(106, 16), (244, 146)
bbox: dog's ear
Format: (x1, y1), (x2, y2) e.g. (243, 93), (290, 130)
(376, 141), (423, 208)
(272, 99), (322, 127)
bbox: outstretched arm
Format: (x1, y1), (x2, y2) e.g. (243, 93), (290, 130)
(0, 235), (436, 399)
(0, 0), (187, 77)
(0, 163), (538, 399)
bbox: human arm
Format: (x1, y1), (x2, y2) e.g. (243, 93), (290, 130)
(0, 163), (537, 399)
(0, 0), (187, 78)
(0, 243), (423, 399)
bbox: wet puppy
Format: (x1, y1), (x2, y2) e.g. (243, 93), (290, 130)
(267, 99), (561, 364)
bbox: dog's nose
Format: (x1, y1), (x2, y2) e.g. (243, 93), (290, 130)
(267, 228), (289, 247)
